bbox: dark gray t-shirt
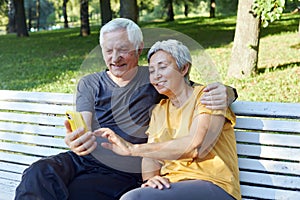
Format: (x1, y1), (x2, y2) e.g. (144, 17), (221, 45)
(76, 66), (161, 173)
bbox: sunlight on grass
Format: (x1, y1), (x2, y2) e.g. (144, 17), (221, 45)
(0, 14), (299, 103)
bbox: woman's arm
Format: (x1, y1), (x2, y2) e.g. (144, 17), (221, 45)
(98, 114), (225, 160)
(141, 158), (170, 189)
(142, 158), (161, 181)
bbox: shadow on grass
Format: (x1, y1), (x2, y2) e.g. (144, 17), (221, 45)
(257, 61), (300, 74)
(141, 14), (299, 49)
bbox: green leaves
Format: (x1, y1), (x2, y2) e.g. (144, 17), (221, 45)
(252, 0), (285, 27)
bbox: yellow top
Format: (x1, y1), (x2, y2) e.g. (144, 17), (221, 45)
(146, 86), (241, 200)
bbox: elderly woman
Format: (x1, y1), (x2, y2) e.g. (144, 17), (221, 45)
(97, 39), (241, 200)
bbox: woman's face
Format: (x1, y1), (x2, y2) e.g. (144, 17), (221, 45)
(149, 50), (186, 96)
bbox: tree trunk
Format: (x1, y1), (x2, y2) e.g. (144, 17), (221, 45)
(36, 0), (40, 30)
(7, 0), (16, 33)
(184, 3), (188, 17)
(100, 0), (112, 26)
(120, 0), (138, 22)
(166, 0), (174, 21)
(28, 6), (32, 31)
(228, 0), (261, 78)
(210, 0), (215, 18)
(80, 0), (90, 36)
(14, 0), (29, 37)
(63, 0), (69, 28)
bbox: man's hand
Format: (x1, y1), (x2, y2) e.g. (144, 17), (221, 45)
(64, 120), (97, 156)
(201, 82), (228, 110)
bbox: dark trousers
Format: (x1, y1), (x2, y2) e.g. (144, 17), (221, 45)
(15, 151), (142, 200)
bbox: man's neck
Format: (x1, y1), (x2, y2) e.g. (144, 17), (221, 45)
(107, 67), (138, 87)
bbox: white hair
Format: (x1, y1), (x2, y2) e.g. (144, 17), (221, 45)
(99, 18), (143, 54)
(147, 39), (192, 84)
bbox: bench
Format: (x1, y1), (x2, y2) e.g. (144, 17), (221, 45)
(0, 90), (299, 199)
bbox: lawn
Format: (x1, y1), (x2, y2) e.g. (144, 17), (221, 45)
(0, 14), (299, 102)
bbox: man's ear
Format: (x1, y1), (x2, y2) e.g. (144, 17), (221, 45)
(138, 42), (144, 56)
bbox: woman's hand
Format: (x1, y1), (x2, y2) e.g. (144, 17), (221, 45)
(95, 128), (133, 156)
(141, 175), (171, 190)
(64, 120), (97, 156)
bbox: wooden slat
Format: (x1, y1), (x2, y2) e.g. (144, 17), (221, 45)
(0, 112), (65, 126)
(231, 101), (300, 119)
(235, 117), (300, 133)
(0, 90), (74, 105)
(0, 152), (41, 165)
(0, 162), (27, 174)
(0, 122), (66, 137)
(235, 131), (300, 148)
(0, 142), (67, 157)
(239, 171), (300, 190)
(0, 101), (73, 115)
(240, 185), (300, 200)
(237, 144), (300, 161)
(0, 178), (19, 200)
(0, 171), (22, 182)
(0, 132), (67, 148)
(238, 158), (300, 176)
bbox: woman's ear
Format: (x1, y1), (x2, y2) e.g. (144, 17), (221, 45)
(181, 63), (190, 76)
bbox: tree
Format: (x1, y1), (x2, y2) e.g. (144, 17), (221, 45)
(63, 0), (69, 28)
(228, 0), (285, 78)
(209, 0), (215, 18)
(120, 0), (138, 22)
(80, 0), (90, 36)
(166, 0), (174, 21)
(14, 0), (29, 36)
(7, 0), (16, 33)
(100, 0), (112, 26)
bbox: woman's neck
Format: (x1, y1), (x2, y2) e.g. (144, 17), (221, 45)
(169, 84), (193, 108)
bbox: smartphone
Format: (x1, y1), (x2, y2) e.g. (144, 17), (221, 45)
(66, 110), (88, 133)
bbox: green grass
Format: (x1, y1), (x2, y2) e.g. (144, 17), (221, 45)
(0, 14), (299, 102)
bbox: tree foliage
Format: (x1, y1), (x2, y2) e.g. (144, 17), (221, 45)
(251, 0), (285, 27)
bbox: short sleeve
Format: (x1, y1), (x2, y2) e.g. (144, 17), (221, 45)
(194, 87), (236, 127)
(76, 75), (97, 112)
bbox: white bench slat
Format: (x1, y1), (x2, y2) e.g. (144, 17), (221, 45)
(237, 143), (300, 161)
(240, 185), (300, 200)
(231, 101), (300, 119)
(0, 171), (22, 182)
(0, 162), (27, 174)
(235, 118), (300, 133)
(0, 178), (19, 200)
(0, 122), (66, 137)
(0, 112), (65, 126)
(0, 101), (73, 115)
(238, 157), (300, 176)
(0, 142), (67, 157)
(236, 131), (300, 148)
(0, 132), (67, 148)
(0, 152), (41, 165)
(240, 171), (300, 190)
(0, 90), (74, 105)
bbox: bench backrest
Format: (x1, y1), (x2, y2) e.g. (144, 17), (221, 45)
(0, 90), (73, 184)
(231, 101), (300, 200)
(0, 90), (299, 199)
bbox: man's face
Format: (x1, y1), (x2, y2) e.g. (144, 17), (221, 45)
(101, 29), (140, 78)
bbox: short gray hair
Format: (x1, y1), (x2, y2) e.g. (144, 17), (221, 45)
(147, 39), (192, 84)
(99, 18), (143, 54)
